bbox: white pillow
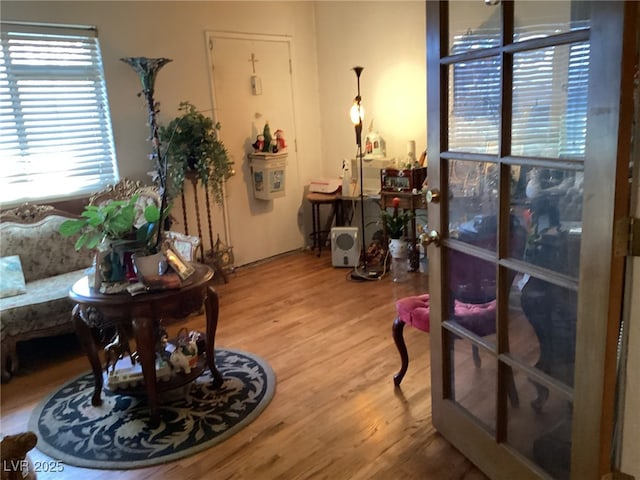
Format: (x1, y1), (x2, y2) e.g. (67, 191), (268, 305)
(0, 255), (27, 298)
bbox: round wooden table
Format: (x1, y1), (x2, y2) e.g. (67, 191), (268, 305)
(69, 263), (223, 425)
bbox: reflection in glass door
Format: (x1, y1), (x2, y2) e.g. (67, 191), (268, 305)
(427, 1), (634, 479)
(446, 3), (587, 476)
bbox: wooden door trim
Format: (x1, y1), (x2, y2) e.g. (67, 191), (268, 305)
(426, 0), (445, 410)
(435, 401), (544, 480)
(572, 2), (636, 477)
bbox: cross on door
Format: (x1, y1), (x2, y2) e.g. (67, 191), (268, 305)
(249, 53), (259, 74)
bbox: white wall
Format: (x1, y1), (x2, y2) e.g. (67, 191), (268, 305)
(311, 1), (426, 245)
(2, 0), (324, 250)
(314, 1), (427, 178)
(2, 1), (324, 182)
(2, 0), (425, 251)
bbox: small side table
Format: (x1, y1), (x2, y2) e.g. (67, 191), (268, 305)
(69, 263), (223, 425)
(307, 192), (344, 256)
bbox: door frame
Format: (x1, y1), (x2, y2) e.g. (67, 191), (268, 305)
(426, 2), (638, 478)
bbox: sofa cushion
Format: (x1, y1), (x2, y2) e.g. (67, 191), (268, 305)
(0, 256), (27, 299)
(0, 269), (88, 340)
(0, 216), (93, 283)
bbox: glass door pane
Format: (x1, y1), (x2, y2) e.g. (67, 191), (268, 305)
(449, 1), (500, 55)
(514, 0), (590, 41)
(512, 43), (590, 159)
(448, 59), (500, 154)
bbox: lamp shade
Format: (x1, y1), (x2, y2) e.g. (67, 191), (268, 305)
(350, 100), (364, 125)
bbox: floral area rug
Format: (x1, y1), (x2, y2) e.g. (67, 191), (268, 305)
(28, 348), (275, 469)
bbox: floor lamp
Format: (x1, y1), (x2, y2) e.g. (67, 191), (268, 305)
(349, 66), (377, 280)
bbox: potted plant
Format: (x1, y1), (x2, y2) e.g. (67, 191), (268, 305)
(66, 56), (172, 285)
(59, 195), (162, 282)
(381, 197), (413, 241)
(381, 197), (413, 282)
(160, 101), (234, 205)
(60, 194), (161, 251)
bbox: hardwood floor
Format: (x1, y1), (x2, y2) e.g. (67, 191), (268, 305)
(0, 250), (487, 480)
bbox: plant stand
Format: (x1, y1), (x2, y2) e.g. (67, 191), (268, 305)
(179, 172), (231, 283)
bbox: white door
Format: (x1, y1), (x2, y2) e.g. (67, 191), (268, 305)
(207, 32), (303, 266)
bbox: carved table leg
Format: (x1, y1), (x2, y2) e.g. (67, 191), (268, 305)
(204, 284), (224, 388)
(132, 315), (160, 425)
(392, 318), (409, 387)
(1, 340), (17, 383)
(73, 305), (103, 407)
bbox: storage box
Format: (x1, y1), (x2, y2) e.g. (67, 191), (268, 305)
(249, 152), (288, 200)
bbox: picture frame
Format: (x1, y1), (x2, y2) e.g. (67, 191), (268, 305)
(162, 231), (201, 262)
(163, 245), (195, 280)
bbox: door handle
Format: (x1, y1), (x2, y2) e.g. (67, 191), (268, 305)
(421, 230), (441, 247)
(426, 189), (440, 204)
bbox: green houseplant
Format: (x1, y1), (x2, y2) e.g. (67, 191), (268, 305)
(160, 101), (234, 205)
(60, 195), (163, 283)
(59, 57), (173, 285)
(59, 194), (161, 252)
(381, 197), (413, 283)
(381, 197), (413, 239)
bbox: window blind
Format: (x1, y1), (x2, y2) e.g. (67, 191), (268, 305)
(0, 22), (118, 205)
(449, 25), (589, 159)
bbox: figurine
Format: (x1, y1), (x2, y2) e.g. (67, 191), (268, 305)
(252, 134), (265, 152)
(156, 323), (170, 359)
(104, 331), (137, 374)
(170, 349), (192, 374)
(169, 340), (197, 374)
(169, 328), (198, 374)
(274, 129), (286, 152)
(189, 330), (206, 355)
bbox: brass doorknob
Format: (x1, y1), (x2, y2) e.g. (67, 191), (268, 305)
(421, 230), (441, 247)
(426, 189), (440, 203)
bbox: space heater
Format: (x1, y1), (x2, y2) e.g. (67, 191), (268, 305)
(331, 227), (360, 268)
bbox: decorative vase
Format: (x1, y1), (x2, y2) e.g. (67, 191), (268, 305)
(97, 239), (145, 284)
(389, 238), (409, 283)
(132, 251), (168, 284)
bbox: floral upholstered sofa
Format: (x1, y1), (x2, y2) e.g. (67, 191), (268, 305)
(0, 204), (93, 382)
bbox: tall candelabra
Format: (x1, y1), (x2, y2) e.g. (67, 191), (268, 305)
(121, 56), (172, 252)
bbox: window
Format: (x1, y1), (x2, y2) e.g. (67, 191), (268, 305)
(0, 22), (118, 206)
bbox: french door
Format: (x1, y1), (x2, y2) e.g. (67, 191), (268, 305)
(426, 2), (636, 479)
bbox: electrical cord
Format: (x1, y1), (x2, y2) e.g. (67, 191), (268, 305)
(347, 247), (389, 282)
